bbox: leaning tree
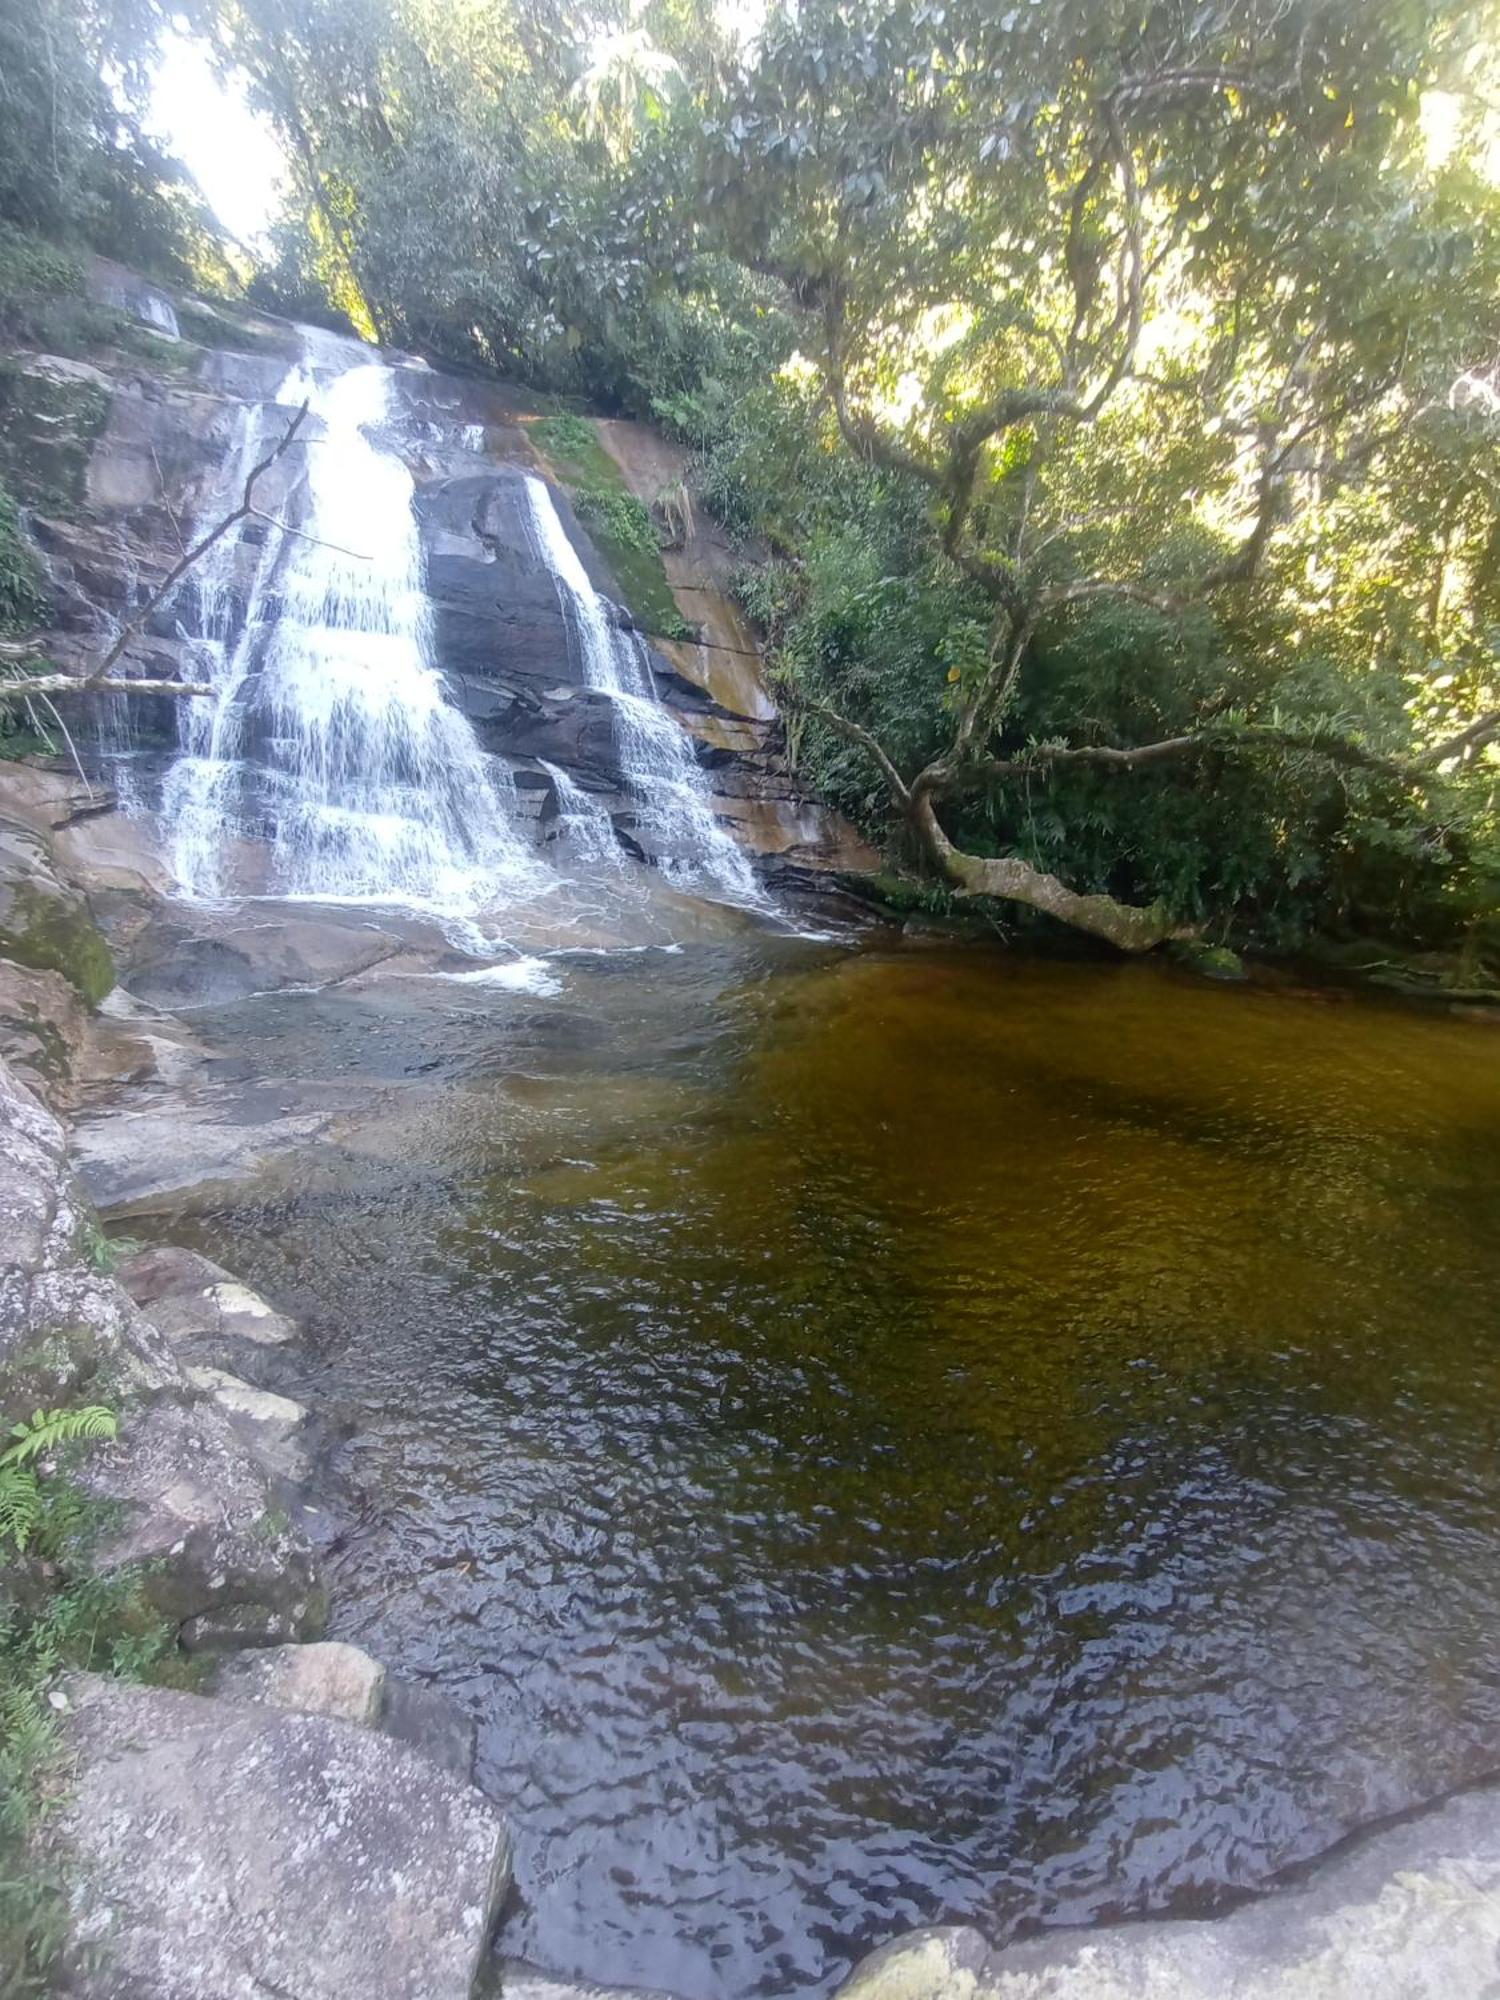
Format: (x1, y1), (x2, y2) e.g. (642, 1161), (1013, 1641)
(695, 0), (1500, 945)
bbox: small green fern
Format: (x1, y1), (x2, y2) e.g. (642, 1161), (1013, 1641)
(1, 1407), (117, 1469)
(0, 1467), (42, 1552)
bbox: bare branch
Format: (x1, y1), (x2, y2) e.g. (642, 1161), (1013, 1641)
(93, 400), (310, 682)
(786, 682), (912, 808)
(928, 713), (1500, 796)
(0, 671), (217, 699)
(0, 401), (309, 708)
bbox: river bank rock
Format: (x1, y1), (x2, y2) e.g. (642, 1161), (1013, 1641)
(0, 955), (89, 1109)
(834, 1782), (1500, 2000)
(0, 1053), (323, 1646)
(49, 1672), (510, 2000)
(213, 1639), (387, 1725)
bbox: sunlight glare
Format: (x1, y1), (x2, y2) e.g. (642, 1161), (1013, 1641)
(149, 35), (286, 246)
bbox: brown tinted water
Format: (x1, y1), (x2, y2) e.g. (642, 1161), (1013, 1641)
(149, 940), (1500, 1998)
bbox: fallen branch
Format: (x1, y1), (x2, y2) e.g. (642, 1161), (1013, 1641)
(0, 672), (217, 698)
(0, 401), (310, 706)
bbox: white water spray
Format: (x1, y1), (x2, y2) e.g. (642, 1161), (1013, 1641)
(520, 476), (761, 903)
(164, 338), (542, 917)
(539, 759), (621, 867)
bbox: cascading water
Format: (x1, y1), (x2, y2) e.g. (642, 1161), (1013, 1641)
(539, 759), (622, 867)
(163, 335), (541, 919)
(520, 475), (762, 903)
(156, 331), (767, 935)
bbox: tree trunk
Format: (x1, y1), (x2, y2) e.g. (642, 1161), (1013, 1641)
(907, 791), (1189, 953)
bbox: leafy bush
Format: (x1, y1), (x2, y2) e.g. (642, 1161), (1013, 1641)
(0, 479), (45, 635)
(0, 1402), (179, 1999)
(573, 487), (658, 556)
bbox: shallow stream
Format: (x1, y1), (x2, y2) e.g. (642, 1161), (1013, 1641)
(136, 935), (1500, 1998)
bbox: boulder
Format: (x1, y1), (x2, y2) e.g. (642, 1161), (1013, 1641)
(185, 1365), (311, 1483)
(0, 815), (115, 1004)
(213, 1640), (386, 1726)
(0, 1056), (324, 1647)
(50, 1673), (511, 2000)
(834, 1782), (1500, 2000)
(82, 1388), (324, 1648)
(0, 956), (88, 1109)
(120, 1251), (299, 1348)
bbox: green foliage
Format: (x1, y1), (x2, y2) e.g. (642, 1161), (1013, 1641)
(0, 480), (45, 636)
(6, 0), (1493, 951)
(0, 882), (116, 1006)
(2, 1407), (118, 1473)
(0, 1407), (118, 1557)
(531, 412), (621, 488)
(530, 413), (693, 638)
(572, 487), (658, 558)
(0, 0), (225, 285)
(0, 227), (87, 345)
(0, 1402), (173, 1999)
(532, 412), (601, 464)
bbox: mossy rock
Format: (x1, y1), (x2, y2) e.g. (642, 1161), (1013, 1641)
(0, 878), (114, 1005)
(1171, 940), (1248, 982)
(529, 412), (693, 641)
(0, 357), (113, 516)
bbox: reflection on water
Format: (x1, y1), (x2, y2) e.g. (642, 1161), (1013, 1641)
(155, 943), (1500, 1999)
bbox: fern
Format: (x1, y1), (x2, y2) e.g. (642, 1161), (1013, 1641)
(0, 1467), (41, 1553)
(1, 1407), (117, 1469)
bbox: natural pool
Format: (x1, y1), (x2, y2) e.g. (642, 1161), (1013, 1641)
(146, 938), (1500, 1999)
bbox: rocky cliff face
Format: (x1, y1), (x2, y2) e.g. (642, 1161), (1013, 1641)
(6, 261), (871, 898)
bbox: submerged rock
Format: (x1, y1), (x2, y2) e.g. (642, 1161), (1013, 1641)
(834, 1783), (1500, 2000)
(380, 1676), (480, 1787)
(495, 1967), (684, 2000)
(50, 1673), (510, 2000)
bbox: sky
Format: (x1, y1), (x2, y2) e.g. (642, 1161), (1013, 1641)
(148, 6), (771, 250)
(149, 37), (286, 246)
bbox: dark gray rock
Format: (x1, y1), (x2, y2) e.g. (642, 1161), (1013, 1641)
(380, 1675), (479, 1786)
(50, 1673), (510, 2000)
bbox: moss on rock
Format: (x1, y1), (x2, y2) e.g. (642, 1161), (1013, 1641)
(0, 881), (115, 1005)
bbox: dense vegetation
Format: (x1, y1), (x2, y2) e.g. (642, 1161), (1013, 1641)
(2, 0), (1499, 952)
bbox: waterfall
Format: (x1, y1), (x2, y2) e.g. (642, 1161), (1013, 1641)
(539, 760), (622, 866)
(520, 476), (761, 903)
(163, 337), (542, 918)
(152, 330), (766, 935)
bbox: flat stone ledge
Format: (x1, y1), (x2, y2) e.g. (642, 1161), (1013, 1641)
(496, 1965), (686, 2000)
(833, 1782), (1500, 2000)
(51, 1673), (511, 2000)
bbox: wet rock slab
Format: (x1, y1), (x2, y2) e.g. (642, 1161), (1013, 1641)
(834, 1783), (1500, 2000)
(51, 1673), (510, 2000)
